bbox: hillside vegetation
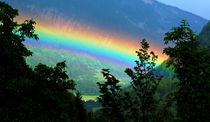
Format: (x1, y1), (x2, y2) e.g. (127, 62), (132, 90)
(2, 0), (208, 95)
(0, 2), (209, 122)
(199, 21), (210, 49)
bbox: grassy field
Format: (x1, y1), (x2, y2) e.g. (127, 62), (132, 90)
(82, 95), (99, 101)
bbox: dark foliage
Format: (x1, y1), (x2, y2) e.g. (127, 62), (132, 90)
(163, 20), (210, 122)
(124, 39), (162, 122)
(84, 100), (101, 111)
(1, 1), (209, 122)
(97, 69), (125, 122)
(0, 2), (91, 121)
(97, 39), (164, 122)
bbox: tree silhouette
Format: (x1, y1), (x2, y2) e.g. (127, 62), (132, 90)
(125, 39), (162, 122)
(34, 61), (76, 91)
(0, 2), (88, 121)
(97, 69), (125, 122)
(163, 20), (210, 122)
(0, 2), (39, 120)
(97, 39), (162, 122)
(0, 1), (38, 80)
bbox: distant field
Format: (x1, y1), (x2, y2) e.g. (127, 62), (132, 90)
(82, 95), (98, 101)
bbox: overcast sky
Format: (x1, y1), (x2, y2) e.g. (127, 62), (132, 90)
(157, 0), (210, 20)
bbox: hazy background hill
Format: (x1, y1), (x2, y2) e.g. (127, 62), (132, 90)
(2, 0), (208, 95)
(199, 21), (210, 49)
(4, 0), (207, 41)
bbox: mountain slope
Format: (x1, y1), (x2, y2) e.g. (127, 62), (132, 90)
(4, 0), (207, 41)
(2, 0), (207, 95)
(199, 21), (210, 49)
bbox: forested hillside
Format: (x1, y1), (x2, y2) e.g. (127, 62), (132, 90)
(199, 21), (210, 48)
(0, 2), (209, 122)
(2, 0), (208, 95)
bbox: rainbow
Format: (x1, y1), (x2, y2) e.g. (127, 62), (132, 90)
(18, 14), (169, 69)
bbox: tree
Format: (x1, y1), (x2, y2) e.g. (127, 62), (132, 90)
(97, 69), (125, 122)
(97, 39), (162, 122)
(125, 39), (162, 122)
(34, 61), (76, 91)
(0, 2), (88, 121)
(0, 1), (38, 80)
(163, 20), (210, 122)
(75, 91), (89, 122)
(0, 1), (39, 120)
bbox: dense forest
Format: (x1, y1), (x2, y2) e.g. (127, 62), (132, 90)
(0, 2), (209, 122)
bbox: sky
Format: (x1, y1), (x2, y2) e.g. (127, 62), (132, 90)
(157, 0), (210, 20)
